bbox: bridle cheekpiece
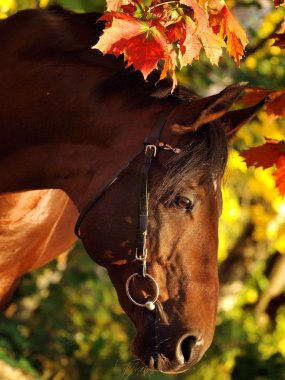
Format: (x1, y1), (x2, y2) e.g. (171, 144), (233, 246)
(74, 114), (180, 312)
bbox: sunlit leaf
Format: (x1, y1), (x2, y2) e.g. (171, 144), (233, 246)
(275, 156), (285, 196)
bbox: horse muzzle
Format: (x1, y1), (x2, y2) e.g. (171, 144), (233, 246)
(132, 321), (205, 374)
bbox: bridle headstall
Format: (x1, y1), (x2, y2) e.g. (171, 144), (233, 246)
(74, 113), (180, 312)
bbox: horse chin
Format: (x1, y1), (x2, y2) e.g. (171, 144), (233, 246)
(147, 354), (201, 374)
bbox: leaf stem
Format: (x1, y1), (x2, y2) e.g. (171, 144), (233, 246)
(147, 1), (179, 12)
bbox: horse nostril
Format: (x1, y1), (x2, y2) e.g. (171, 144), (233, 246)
(177, 334), (197, 364)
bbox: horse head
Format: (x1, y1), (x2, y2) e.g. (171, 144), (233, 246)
(0, 6), (264, 373)
(78, 84), (262, 374)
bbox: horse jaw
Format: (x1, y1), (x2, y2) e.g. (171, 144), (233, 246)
(81, 173), (221, 373)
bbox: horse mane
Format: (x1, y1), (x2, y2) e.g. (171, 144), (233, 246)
(99, 68), (228, 199)
(155, 122), (228, 202)
(99, 69), (228, 200)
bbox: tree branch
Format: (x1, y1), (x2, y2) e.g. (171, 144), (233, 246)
(245, 19), (284, 58)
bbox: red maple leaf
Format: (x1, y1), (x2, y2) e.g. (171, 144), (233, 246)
(240, 138), (285, 169)
(165, 19), (185, 43)
(267, 92), (285, 119)
(93, 13), (168, 79)
(271, 19), (285, 49)
(181, 0), (208, 29)
(159, 44), (178, 90)
(275, 155), (285, 196)
(273, 0), (285, 7)
(220, 6), (248, 46)
(239, 87), (285, 120)
(181, 0), (225, 65)
(179, 17), (202, 67)
(94, 0), (248, 86)
(272, 32), (285, 48)
(124, 33), (167, 79)
(241, 139), (285, 197)
(226, 31), (244, 65)
(209, 4), (248, 64)
(239, 87), (271, 106)
(106, 0), (125, 12)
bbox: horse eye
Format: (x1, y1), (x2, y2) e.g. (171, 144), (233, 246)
(174, 196), (193, 211)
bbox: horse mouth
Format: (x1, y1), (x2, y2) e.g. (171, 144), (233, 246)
(138, 352), (202, 374)
(131, 303), (206, 373)
(132, 332), (203, 374)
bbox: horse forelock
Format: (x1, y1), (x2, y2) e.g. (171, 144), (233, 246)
(95, 61), (227, 201)
(155, 121), (228, 203)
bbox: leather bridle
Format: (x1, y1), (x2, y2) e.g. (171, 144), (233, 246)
(74, 114), (180, 311)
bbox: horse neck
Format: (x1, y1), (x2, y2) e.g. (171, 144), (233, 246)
(0, 92), (171, 210)
(0, 9), (179, 211)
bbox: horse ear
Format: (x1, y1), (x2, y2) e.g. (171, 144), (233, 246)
(172, 82), (248, 134)
(221, 98), (267, 139)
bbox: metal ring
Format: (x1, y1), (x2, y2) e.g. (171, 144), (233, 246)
(126, 273), (159, 308)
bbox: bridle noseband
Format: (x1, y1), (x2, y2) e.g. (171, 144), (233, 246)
(74, 113), (180, 312)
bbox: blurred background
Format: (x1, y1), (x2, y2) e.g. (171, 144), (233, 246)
(0, 0), (284, 379)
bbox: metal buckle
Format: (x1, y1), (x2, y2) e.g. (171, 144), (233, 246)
(125, 273), (160, 310)
(135, 247), (148, 261)
(145, 144), (157, 157)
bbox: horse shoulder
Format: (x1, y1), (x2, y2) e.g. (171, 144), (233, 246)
(0, 189), (78, 306)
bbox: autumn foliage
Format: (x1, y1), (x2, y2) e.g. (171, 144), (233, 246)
(93, 0), (285, 196)
(0, 2), (285, 378)
(239, 87), (285, 121)
(239, 87), (285, 197)
(94, 0), (248, 87)
(236, 0), (285, 198)
(241, 138), (285, 197)
(272, 19), (285, 48)
(238, 7), (285, 196)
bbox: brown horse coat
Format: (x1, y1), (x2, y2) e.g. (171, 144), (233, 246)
(0, 5), (265, 372)
(0, 190), (77, 305)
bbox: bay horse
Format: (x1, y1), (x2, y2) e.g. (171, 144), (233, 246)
(0, 5), (263, 374)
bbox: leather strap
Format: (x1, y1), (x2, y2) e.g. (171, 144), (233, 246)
(136, 113), (167, 276)
(74, 112), (169, 238)
(136, 144), (157, 276)
(74, 145), (144, 238)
